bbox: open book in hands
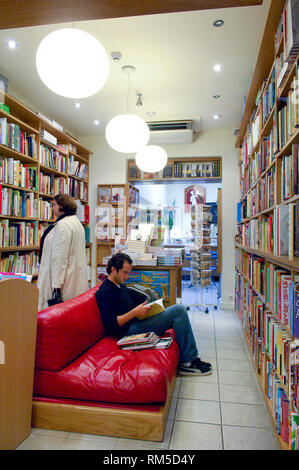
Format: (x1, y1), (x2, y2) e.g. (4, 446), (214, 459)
(135, 298), (165, 320)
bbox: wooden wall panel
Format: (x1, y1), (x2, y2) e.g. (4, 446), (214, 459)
(0, 0), (263, 30)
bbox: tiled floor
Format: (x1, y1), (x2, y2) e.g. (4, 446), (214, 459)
(16, 285), (279, 450)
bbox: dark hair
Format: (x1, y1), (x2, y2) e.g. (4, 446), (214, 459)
(106, 253), (132, 274)
(54, 194), (77, 214)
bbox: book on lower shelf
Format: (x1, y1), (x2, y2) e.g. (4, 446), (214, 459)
(117, 331), (159, 350)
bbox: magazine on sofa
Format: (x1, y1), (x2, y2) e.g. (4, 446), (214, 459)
(135, 298), (165, 320)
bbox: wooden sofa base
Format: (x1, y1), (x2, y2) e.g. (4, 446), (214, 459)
(32, 377), (176, 442)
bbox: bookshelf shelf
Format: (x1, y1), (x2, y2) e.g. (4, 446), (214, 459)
(96, 183), (139, 281)
(0, 92), (93, 276)
(235, 0), (299, 449)
(127, 157), (222, 182)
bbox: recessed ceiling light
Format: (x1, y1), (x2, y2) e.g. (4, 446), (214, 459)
(75, 102), (81, 108)
(213, 94), (221, 99)
(214, 114), (220, 120)
(6, 39), (17, 49)
(214, 64), (222, 72)
(213, 20), (224, 27)
(94, 119), (100, 125)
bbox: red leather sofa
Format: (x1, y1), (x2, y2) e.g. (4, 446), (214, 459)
(32, 285), (179, 441)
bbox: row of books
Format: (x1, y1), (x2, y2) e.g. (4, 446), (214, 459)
(275, 0), (299, 90)
(68, 155), (88, 180)
(173, 161), (221, 178)
(276, 84), (299, 151)
(76, 200), (89, 224)
(0, 118), (38, 159)
(68, 177), (88, 201)
(0, 219), (39, 247)
(281, 144), (299, 200)
(39, 173), (68, 196)
(0, 250), (38, 275)
(0, 157), (37, 189)
(0, 187), (55, 221)
(0, 187), (37, 218)
(242, 166), (276, 217)
(39, 144), (66, 173)
(261, 68), (275, 125)
(235, 251), (299, 335)
(238, 201), (299, 257)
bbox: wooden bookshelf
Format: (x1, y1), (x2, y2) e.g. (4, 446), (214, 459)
(0, 278), (38, 449)
(0, 92), (92, 276)
(127, 157), (222, 183)
(235, 0), (299, 450)
(96, 184), (139, 278)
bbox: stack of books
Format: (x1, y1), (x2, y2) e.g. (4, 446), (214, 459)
(157, 255), (181, 266)
(117, 332), (159, 350)
(117, 332), (173, 351)
(40, 129), (57, 146)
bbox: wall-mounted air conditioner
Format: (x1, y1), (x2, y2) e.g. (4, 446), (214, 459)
(147, 120), (194, 145)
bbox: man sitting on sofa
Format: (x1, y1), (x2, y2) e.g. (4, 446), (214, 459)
(95, 252), (212, 376)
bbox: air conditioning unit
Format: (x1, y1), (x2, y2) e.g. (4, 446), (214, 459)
(147, 120), (194, 145)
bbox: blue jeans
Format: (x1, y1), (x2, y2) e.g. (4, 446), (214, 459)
(127, 304), (198, 364)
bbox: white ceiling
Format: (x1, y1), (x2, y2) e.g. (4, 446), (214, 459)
(0, 0), (270, 140)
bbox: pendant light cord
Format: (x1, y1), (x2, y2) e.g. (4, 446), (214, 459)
(126, 71), (131, 113)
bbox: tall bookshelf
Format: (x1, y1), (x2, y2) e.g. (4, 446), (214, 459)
(235, 0), (299, 450)
(96, 183), (139, 277)
(0, 93), (92, 280)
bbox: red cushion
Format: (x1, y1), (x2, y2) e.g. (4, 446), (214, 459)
(35, 285), (104, 371)
(34, 330), (179, 404)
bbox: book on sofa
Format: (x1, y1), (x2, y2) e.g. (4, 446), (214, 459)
(117, 332), (159, 350)
(135, 298), (165, 320)
(153, 337), (173, 349)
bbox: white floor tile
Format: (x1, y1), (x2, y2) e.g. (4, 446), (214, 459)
(175, 398), (221, 424)
(169, 421), (223, 450)
(16, 433), (67, 450)
(220, 383), (264, 405)
(221, 402), (272, 428)
(218, 370), (257, 387)
(179, 380), (219, 401)
(60, 436), (116, 450)
(223, 425), (279, 450)
(217, 358), (252, 371)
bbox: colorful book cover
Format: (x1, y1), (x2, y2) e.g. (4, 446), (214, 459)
(293, 277), (299, 338)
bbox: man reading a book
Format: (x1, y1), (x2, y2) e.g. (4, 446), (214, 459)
(95, 253), (212, 376)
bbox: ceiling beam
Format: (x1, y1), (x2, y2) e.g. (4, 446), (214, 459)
(0, 0), (263, 30)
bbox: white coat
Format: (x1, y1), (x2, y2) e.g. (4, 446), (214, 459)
(37, 215), (88, 311)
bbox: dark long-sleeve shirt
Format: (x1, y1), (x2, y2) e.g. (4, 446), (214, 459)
(95, 278), (146, 337)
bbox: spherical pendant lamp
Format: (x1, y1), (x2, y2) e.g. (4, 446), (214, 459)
(36, 28), (109, 99)
(105, 114), (150, 153)
(135, 145), (167, 172)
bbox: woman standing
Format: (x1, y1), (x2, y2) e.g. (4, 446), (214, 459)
(37, 194), (88, 311)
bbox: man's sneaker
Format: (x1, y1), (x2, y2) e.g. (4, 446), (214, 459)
(178, 358), (212, 376)
(197, 358), (212, 369)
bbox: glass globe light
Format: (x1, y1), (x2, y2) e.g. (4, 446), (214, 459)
(135, 145), (167, 172)
(36, 28), (109, 99)
(105, 114), (150, 153)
